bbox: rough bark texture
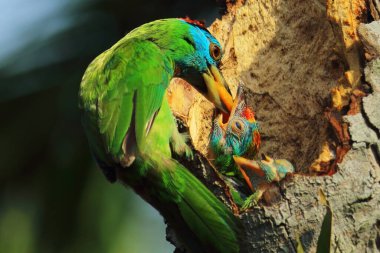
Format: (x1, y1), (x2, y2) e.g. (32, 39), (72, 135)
(167, 0), (380, 252)
(171, 0), (346, 172)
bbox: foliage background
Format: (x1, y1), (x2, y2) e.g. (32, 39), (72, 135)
(0, 0), (224, 252)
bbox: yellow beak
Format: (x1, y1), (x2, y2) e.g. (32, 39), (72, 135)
(202, 65), (233, 113)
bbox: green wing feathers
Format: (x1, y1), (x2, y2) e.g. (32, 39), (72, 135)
(79, 19), (241, 252)
(79, 38), (174, 163)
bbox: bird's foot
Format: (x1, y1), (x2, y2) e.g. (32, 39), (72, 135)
(171, 131), (194, 160)
(241, 192), (261, 211)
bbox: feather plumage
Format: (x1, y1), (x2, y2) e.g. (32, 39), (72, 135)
(79, 18), (240, 253)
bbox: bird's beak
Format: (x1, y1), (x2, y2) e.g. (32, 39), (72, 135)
(216, 114), (227, 131)
(229, 84), (244, 118)
(261, 154), (271, 162)
(202, 65), (233, 114)
(215, 84), (245, 129)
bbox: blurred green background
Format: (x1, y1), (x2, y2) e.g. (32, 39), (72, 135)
(0, 0), (223, 252)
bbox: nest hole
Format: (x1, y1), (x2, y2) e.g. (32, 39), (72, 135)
(169, 0), (355, 176)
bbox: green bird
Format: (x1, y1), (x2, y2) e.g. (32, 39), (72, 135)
(79, 18), (241, 253)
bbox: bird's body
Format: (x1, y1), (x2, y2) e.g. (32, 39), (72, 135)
(79, 18), (239, 253)
(209, 86), (293, 209)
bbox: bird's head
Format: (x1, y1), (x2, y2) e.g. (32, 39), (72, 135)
(170, 18), (233, 114)
(270, 156), (295, 179)
(210, 84), (260, 157)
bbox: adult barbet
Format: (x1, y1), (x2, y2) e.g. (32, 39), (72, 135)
(79, 18), (241, 253)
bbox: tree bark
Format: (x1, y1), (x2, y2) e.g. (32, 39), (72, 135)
(166, 0), (380, 252)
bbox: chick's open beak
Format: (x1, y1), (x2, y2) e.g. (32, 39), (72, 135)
(202, 65), (233, 114)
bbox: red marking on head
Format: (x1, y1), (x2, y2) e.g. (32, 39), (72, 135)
(222, 111), (229, 124)
(327, 168), (336, 176)
(180, 17), (206, 28)
(242, 107), (256, 122)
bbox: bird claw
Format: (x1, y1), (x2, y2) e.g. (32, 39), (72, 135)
(184, 145), (194, 160)
(179, 132), (194, 160)
(174, 142), (194, 160)
(241, 192), (260, 211)
(171, 131), (194, 160)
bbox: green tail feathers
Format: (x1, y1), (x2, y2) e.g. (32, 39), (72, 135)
(130, 156), (241, 253)
(78, 18), (243, 252)
(162, 161), (241, 253)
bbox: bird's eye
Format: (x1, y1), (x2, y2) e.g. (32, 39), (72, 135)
(231, 119), (244, 133)
(209, 43), (222, 61)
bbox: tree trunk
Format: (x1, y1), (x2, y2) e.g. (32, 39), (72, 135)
(166, 0), (380, 252)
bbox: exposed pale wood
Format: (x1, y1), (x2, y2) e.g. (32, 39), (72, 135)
(166, 0), (380, 252)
